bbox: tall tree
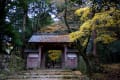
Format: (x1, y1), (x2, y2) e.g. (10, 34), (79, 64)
(64, 0), (71, 32)
(69, 0), (120, 74)
(0, 0), (53, 71)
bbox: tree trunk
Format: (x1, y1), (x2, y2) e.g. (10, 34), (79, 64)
(76, 34), (92, 75)
(21, 9), (28, 69)
(23, 12), (27, 32)
(83, 54), (92, 75)
(78, 49), (92, 75)
(64, 0), (71, 33)
(0, 0), (6, 24)
(92, 30), (97, 56)
(0, 0), (7, 53)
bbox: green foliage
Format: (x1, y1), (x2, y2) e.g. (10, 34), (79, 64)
(8, 54), (25, 73)
(0, 73), (7, 80)
(97, 40), (120, 63)
(78, 56), (87, 73)
(6, 24), (22, 46)
(0, 0), (54, 74)
(19, 0), (27, 9)
(38, 13), (53, 27)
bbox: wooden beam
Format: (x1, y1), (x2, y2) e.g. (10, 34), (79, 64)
(38, 46), (42, 68)
(64, 45), (67, 68)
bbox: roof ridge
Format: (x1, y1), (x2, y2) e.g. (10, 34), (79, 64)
(33, 32), (69, 35)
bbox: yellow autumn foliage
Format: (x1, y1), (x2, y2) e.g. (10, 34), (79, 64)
(48, 50), (61, 61)
(92, 11), (116, 28)
(75, 7), (91, 21)
(70, 31), (82, 41)
(80, 20), (92, 31)
(82, 38), (89, 47)
(70, 6), (120, 45)
(96, 34), (117, 44)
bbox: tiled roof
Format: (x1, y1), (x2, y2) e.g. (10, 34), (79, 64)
(28, 34), (71, 43)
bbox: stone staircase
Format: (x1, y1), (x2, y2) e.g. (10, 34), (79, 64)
(7, 69), (89, 80)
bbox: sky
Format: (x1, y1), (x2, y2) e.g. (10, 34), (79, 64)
(28, 1), (60, 22)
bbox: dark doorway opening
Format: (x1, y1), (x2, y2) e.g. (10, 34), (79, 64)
(45, 50), (62, 69)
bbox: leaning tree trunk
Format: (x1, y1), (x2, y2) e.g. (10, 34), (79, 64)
(76, 34), (92, 75)
(82, 53), (92, 75)
(77, 47), (92, 75)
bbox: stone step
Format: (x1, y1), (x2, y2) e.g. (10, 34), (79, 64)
(19, 69), (71, 72)
(7, 69), (89, 80)
(7, 78), (80, 80)
(18, 72), (72, 75)
(17, 70), (73, 75)
(7, 76), (89, 80)
(7, 74), (78, 79)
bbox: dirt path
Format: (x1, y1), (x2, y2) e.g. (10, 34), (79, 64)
(7, 69), (89, 80)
